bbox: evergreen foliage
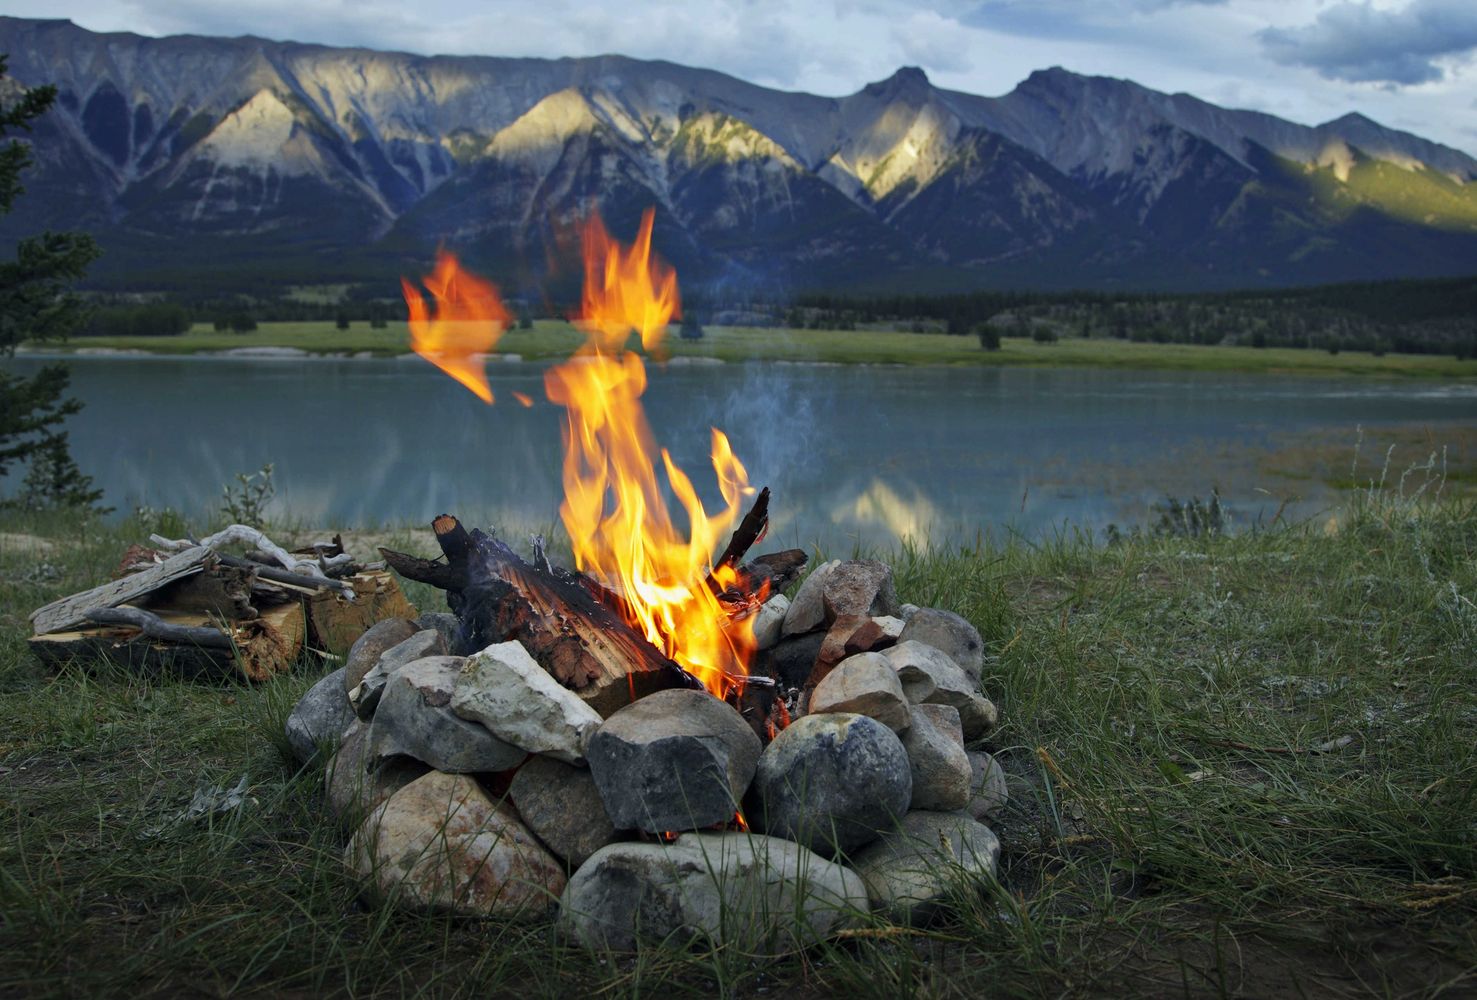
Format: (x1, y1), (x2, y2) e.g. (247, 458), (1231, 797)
(0, 54), (105, 513)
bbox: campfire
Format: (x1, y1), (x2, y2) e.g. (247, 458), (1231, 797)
(284, 210), (1008, 948)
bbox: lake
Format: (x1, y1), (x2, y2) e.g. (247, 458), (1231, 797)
(9, 355), (1476, 549)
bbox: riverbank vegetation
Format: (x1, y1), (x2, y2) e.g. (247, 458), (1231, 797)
(29, 318), (1477, 378)
(1, 481), (1472, 996)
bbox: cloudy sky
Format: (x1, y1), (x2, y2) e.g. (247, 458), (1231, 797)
(11, 0), (1477, 155)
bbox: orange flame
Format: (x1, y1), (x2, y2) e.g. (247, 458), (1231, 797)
(402, 251), (512, 403)
(401, 209), (758, 699)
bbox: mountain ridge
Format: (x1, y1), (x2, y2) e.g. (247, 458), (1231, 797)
(3, 15), (1476, 293)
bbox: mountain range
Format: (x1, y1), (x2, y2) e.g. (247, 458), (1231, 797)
(3, 15), (1477, 295)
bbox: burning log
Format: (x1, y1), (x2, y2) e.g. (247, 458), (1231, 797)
(708, 487), (770, 588)
(382, 516), (703, 717)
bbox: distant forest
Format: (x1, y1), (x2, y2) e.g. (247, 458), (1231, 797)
(76, 274), (1477, 359)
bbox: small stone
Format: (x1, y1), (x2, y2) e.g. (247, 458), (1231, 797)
(781, 560), (839, 637)
(414, 611), (461, 652)
(761, 632), (825, 687)
(369, 656), (527, 773)
(899, 706), (970, 811)
(452, 641), (603, 764)
(965, 751), (1009, 821)
(846, 616), (904, 655)
(820, 560), (899, 624)
(898, 604), (921, 621)
(748, 713), (912, 857)
(897, 608), (985, 684)
(808, 652), (911, 732)
(323, 719), (429, 826)
(559, 832), (868, 953)
(286, 667), (355, 763)
(509, 755), (617, 868)
(350, 629), (448, 719)
(814, 614), (906, 675)
(752, 594), (790, 651)
(343, 618), (418, 694)
(849, 810), (1001, 923)
(587, 689), (762, 833)
(346, 770), (565, 917)
(916, 704), (964, 748)
(883, 640), (997, 739)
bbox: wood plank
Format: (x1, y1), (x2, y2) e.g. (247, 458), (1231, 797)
(29, 546), (212, 635)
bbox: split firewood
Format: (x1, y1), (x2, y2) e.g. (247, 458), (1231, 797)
(84, 606), (235, 648)
(152, 559), (259, 620)
(31, 546), (213, 635)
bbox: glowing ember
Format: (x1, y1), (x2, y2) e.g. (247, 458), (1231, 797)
(402, 208), (760, 698)
(402, 251), (513, 403)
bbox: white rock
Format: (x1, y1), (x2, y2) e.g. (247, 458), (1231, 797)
(752, 594), (790, 651)
(781, 560), (839, 637)
(883, 640), (998, 739)
(452, 641), (603, 764)
(369, 656), (526, 773)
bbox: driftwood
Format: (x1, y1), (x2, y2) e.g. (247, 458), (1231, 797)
(151, 525), (355, 595)
(30, 546), (212, 635)
(217, 554), (354, 596)
(84, 607), (235, 648)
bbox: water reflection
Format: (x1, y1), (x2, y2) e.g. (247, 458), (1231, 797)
(9, 355), (1474, 549)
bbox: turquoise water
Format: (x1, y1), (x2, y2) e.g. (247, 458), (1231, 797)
(10, 355), (1475, 548)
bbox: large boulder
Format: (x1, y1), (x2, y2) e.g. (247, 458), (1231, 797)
(286, 667), (355, 763)
(323, 719), (429, 826)
(451, 641), (603, 764)
(849, 811), (1000, 923)
(559, 832), (869, 953)
(509, 755), (617, 869)
(748, 713), (911, 857)
(883, 640), (998, 740)
(349, 629), (448, 719)
(897, 609), (985, 684)
(369, 656), (526, 773)
(899, 705), (970, 811)
(346, 770), (566, 917)
(587, 689), (761, 833)
(780, 560), (839, 637)
(342, 618), (418, 694)
(807, 652), (910, 732)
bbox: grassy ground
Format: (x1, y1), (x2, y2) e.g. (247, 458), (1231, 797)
(1, 490), (1474, 998)
(29, 320), (1477, 378)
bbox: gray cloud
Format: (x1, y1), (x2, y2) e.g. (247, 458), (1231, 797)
(1259, 0), (1477, 86)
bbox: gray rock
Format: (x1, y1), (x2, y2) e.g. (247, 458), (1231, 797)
(749, 713), (912, 857)
(883, 640), (998, 740)
(761, 632), (825, 688)
(897, 608), (985, 684)
(849, 810), (1001, 923)
(587, 689), (762, 833)
(898, 604), (921, 622)
(323, 719), (430, 826)
(286, 667), (355, 763)
(342, 618), (418, 694)
(820, 560), (900, 623)
(916, 703), (964, 748)
(452, 641), (603, 764)
(369, 656), (527, 773)
(559, 832), (868, 953)
(899, 706), (970, 811)
(414, 612), (461, 651)
(808, 652), (911, 732)
(346, 770), (565, 917)
(509, 755), (617, 868)
(965, 751), (1009, 822)
(780, 560), (839, 637)
(752, 594), (790, 651)
(349, 629), (448, 719)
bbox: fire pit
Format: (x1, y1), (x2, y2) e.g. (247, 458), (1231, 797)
(284, 208), (1008, 950)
